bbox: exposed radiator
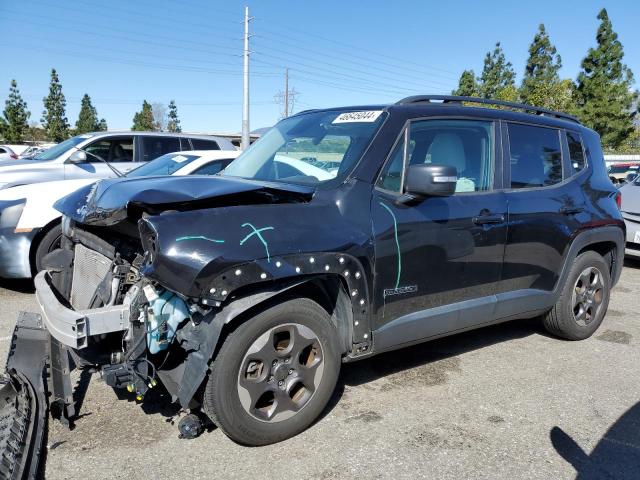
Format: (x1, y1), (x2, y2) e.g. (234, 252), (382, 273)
(70, 243), (112, 310)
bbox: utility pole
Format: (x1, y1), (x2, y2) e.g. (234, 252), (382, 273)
(274, 68), (299, 119)
(284, 68), (289, 119)
(241, 6), (252, 150)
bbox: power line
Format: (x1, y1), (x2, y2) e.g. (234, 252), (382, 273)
(0, 42), (278, 78)
(252, 49), (452, 92)
(0, 9), (242, 61)
(253, 18), (459, 77)
(252, 32), (458, 83)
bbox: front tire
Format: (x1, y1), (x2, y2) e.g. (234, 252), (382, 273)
(543, 251), (611, 340)
(203, 297), (341, 446)
(34, 223), (62, 273)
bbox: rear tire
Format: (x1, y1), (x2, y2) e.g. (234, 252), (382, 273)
(543, 251), (611, 340)
(34, 223), (62, 273)
(203, 298), (340, 446)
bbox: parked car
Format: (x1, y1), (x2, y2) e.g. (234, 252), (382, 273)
(608, 162), (640, 185)
(0, 95), (625, 473)
(0, 131), (235, 190)
(0, 145), (18, 161)
(0, 150), (239, 279)
(18, 144), (56, 159)
(619, 176), (640, 258)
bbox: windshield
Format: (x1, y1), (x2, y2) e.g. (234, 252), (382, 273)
(31, 135), (92, 161)
(222, 109), (386, 185)
(126, 153), (201, 177)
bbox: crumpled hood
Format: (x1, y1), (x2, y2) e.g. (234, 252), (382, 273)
(54, 174), (315, 226)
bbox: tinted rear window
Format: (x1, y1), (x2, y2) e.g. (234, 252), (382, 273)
(190, 139), (220, 150)
(141, 136), (181, 161)
(508, 123), (562, 189)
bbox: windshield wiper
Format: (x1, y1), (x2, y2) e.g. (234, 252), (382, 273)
(86, 152), (124, 177)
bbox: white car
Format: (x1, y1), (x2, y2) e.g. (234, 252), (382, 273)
(0, 131), (235, 190)
(0, 150), (239, 279)
(0, 145), (18, 161)
(273, 154), (335, 181)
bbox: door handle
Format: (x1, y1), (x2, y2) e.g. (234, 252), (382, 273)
(472, 213), (505, 225)
(560, 206), (584, 215)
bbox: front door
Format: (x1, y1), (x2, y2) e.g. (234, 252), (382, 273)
(65, 136), (135, 179)
(371, 118), (508, 350)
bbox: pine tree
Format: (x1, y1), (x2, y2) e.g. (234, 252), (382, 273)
(478, 42), (516, 99)
(132, 100), (155, 131)
(520, 24), (571, 110)
(3, 79), (30, 143)
(75, 94), (100, 134)
(167, 100), (181, 132)
(574, 8), (638, 149)
(452, 70), (478, 97)
(96, 118), (108, 131)
(41, 69), (69, 142)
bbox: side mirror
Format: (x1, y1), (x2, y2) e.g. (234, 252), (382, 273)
(405, 164), (457, 197)
(67, 150), (87, 164)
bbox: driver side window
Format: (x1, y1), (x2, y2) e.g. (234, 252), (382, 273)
(377, 119), (494, 193)
(84, 137), (134, 163)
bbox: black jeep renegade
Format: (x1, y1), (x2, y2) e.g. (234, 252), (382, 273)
(12, 96), (625, 451)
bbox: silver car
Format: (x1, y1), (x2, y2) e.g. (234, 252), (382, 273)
(0, 131), (235, 190)
(619, 177), (640, 258)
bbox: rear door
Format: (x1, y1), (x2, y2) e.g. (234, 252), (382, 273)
(139, 136), (182, 163)
(372, 117), (508, 348)
(499, 122), (587, 303)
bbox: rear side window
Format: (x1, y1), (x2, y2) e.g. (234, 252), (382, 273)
(190, 139), (220, 150)
(566, 131), (586, 173)
(141, 136), (181, 161)
(508, 123), (562, 189)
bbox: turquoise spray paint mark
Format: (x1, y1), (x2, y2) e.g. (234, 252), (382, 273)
(379, 201), (401, 289)
(239, 223), (275, 262)
(176, 235), (225, 244)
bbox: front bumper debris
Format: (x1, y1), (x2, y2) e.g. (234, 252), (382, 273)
(35, 270), (130, 349)
(0, 312), (77, 479)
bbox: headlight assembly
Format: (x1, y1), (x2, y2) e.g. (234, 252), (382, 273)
(0, 199), (26, 229)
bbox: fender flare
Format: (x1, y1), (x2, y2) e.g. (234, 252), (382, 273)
(173, 264), (365, 408)
(552, 225), (625, 301)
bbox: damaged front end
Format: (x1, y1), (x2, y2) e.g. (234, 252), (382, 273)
(0, 174), (337, 474)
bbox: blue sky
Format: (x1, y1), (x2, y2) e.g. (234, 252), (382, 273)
(0, 0), (638, 133)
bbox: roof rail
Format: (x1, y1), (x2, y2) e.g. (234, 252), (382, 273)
(396, 95), (580, 124)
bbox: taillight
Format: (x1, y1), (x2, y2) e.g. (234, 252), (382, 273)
(615, 191), (622, 210)
(9, 153), (18, 159)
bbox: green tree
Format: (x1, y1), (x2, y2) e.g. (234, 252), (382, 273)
(574, 8), (638, 149)
(75, 94), (101, 133)
(132, 100), (155, 131)
(520, 24), (572, 111)
(167, 100), (181, 132)
(452, 70), (478, 96)
(41, 69), (69, 142)
(3, 79), (30, 143)
(478, 42), (516, 99)
(96, 118), (108, 131)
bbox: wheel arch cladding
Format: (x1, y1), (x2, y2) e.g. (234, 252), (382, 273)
(561, 226), (625, 291)
(173, 268), (365, 409)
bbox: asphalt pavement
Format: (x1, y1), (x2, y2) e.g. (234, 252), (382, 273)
(0, 262), (639, 479)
